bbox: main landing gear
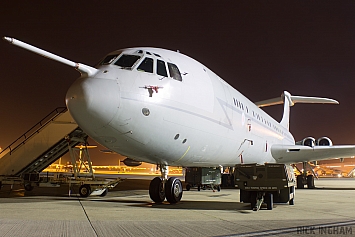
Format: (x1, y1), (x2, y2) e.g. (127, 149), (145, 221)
(149, 165), (183, 204)
(295, 162), (316, 189)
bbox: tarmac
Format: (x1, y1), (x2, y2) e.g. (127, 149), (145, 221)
(0, 177), (355, 237)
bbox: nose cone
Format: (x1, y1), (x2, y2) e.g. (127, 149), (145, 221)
(66, 77), (120, 131)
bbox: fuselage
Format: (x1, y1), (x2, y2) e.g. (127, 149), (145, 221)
(66, 47), (295, 167)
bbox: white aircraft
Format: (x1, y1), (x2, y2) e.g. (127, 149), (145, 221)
(4, 37), (355, 204)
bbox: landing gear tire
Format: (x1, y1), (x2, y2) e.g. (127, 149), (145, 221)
(100, 188), (108, 197)
(296, 175), (304, 189)
(79, 184), (91, 197)
(165, 177), (183, 204)
(307, 175), (315, 189)
(24, 183), (34, 191)
(149, 177), (166, 203)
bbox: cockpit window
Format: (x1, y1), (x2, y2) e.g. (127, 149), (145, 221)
(168, 63), (182, 81)
(114, 55), (141, 69)
(100, 54), (118, 65)
(137, 57), (153, 73)
(157, 60), (168, 77)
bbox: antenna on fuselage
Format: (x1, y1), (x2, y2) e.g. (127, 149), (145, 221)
(3, 37), (98, 77)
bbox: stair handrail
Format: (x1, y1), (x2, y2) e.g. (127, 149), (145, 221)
(0, 107), (68, 156)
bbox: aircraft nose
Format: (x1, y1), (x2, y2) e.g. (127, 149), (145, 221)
(66, 77), (120, 131)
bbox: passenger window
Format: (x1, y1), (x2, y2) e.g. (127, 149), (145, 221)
(157, 60), (168, 77)
(114, 55), (141, 69)
(168, 63), (182, 81)
(100, 54), (118, 65)
(137, 57), (153, 73)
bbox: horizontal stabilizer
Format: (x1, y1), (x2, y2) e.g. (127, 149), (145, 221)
(255, 93), (339, 108)
(255, 91), (339, 130)
(271, 144), (355, 164)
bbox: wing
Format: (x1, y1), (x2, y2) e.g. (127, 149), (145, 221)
(271, 145), (355, 163)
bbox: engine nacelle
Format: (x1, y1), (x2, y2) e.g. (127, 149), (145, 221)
(296, 137), (316, 147)
(296, 136), (333, 147)
(123, 158), (142, 167)
(317, 137), (333, 146)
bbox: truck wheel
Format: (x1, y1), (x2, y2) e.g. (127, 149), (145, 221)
(24, 183), (34, 191)
(250, 192), (256, 210)
(79, 184), (91, 197)
(266, 193), (273, 210)
(186, 184), (191, 191)
(289, 186), (295, 205)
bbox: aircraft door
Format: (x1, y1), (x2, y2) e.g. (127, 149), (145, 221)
(248, 118), (269, 163)
(235, 112), (253, 164)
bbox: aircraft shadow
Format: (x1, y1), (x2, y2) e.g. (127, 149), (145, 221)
(0, 189), (257, 212)
(315, 187), (355, 190)
(94, 198), (264, 212)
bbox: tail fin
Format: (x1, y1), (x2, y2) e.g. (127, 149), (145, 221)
(255, 91), (339, 130)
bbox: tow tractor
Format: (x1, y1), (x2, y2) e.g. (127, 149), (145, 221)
(234, 163), (296, 211)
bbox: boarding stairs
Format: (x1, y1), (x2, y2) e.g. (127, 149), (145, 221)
(0, 107), (86, 178)
(348, 167), (355, 177)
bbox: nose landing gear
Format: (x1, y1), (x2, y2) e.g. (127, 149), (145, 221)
(165, 177), (183, 203)
(149, 177), (166, 203)
(149, 164), (183, 204)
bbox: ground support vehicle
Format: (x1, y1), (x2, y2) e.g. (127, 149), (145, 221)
(234, 163), (296, 211)
(185, 167), (222, 191)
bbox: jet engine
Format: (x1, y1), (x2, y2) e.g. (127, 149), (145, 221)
(296, 136), (333, 147)
(316, 137), (333, 146)
(296, 137), (316, 147)
(123, 158), (142, 167)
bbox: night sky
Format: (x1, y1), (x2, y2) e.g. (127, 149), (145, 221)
(1, 2), (355, 164)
